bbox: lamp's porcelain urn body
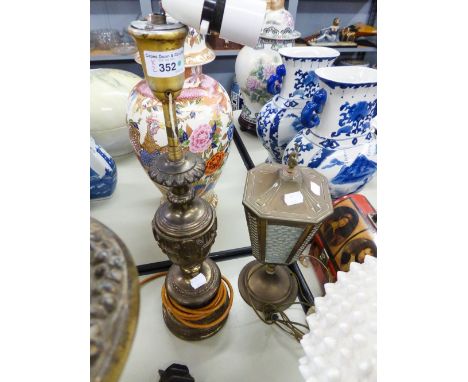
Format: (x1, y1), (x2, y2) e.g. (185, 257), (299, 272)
(257, 47), (340, 163)
(283, 66), (377, 199)
(126, 28), (233, 206)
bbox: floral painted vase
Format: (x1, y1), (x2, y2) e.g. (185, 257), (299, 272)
(127, 28), (233, 206)
(283, 66), (377, 199)
(90, 137), (117, 200)
(235, 42), (283, 130)
(257, 47), (340, 163)
(235, 0), (300, 134)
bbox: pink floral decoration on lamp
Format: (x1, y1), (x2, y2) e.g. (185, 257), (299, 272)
(189, 124), (213, 153)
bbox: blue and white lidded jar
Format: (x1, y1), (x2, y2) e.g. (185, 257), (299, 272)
(257, 47), (340, 163)
(283, 66), (377, 199)
(90, 137), (118, 200)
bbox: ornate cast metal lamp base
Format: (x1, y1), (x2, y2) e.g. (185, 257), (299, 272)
(238, 260), (298, 313)
(162, 258), (230, 340)
(165, 258), (221, 308)
(129, 14), (233, 341)
(162, 300), (229, 341)
(158, 188), (219, 208)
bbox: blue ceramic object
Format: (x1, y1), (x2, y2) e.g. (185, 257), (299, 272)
(90, 137), (117, 200)
(283, 66), (377, 199)
(257, 47), (339, 163)
(230, 75), (244, 111)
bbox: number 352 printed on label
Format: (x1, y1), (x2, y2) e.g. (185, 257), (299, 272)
(144, 48), (184, 78)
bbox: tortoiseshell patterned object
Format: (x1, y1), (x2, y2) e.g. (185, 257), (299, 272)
(299, 194), (376, 295)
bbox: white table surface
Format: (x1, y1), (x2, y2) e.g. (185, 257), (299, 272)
(120, 257), (308, 382)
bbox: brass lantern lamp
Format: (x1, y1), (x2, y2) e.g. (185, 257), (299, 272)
(239, 153), (333, 313)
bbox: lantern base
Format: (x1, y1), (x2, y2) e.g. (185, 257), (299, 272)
(238, 260), (298, 313)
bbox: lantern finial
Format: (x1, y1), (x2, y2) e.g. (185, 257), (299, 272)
(287, 150), (298, 171)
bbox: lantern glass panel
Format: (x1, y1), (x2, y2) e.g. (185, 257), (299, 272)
(265, 224), (303, 263)
(245, 210), (261, 260)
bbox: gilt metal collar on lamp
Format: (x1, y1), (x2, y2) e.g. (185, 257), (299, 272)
(239, 153), (334, 313)
(128, 13), (233, 340)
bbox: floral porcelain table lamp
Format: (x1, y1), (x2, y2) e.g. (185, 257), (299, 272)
(128, 13), (232, 340)
(127, 21), (233, 207)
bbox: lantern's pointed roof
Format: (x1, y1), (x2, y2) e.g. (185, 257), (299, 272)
(243, 163), (333, 224)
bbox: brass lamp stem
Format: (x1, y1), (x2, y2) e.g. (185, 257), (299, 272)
(162, 92), (183, 162)
(265, 264), (276, 275)
(128, 14), (187, 163)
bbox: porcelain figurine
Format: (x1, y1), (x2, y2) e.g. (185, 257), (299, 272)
(257, 47), (340, 163)
(127, 27), (233, 207)
(235, 0), (300, 134)
(283, 66), (377, 199)
(260, 0), (301, 40)
(90, 137), (117, 200)
(91, 69), (142, 157)
(313, 18), (341, 44)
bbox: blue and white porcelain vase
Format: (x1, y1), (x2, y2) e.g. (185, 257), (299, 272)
(283, 66), (377, 199)
(90, 137), (117, 200)
(257, 47), (340, 163)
